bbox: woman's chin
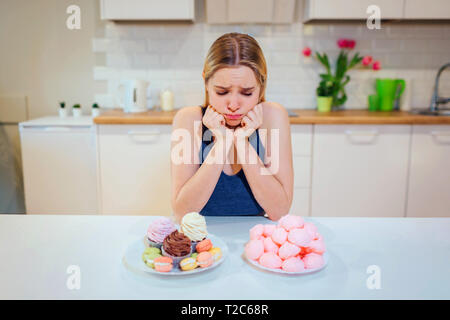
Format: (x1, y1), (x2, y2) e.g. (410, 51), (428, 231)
(225, 119), (241, 128)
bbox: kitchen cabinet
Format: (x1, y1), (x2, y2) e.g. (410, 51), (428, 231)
(100, 0), (195, 21)
(407, 125), (450, 217)
(289, 125), (313, 216)
(206, 0), (296, 24)
(97, 124), (172, 215)
(303, 0), (405, 21)
(403, 0), (450, 19)
(310, 125), (410, 217)
(19, 117), (98, 214)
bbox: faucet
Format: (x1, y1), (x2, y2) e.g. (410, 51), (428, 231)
(430, 62), (450, 111)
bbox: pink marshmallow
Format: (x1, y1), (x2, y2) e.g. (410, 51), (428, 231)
(263, 237), (279, 254)
(278, 242), (301, 260)
(259, 252), (282, 269)
(249, 224), (264, 240)
(282, 257), (305, 272)
(304, 222), (319, 239)
(288, 228), (312, 247)
(271, 227), (288, 246)
(245, 239), (264, 261)
(302, 253), (324, 269)
(263, 224), (276, 237)
(309, 238), (326, 254)
(278, 215), (304, 231)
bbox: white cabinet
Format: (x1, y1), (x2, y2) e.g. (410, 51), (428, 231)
(303, 0), (404, 21)
(100, 0), (195, 21)
(97, 124), (172, 216)
(311, 125), (411, 217)
(19, 117), (98, 214)
(407, 126), (450, 217)
(404, 0), (450, 19)
(206, 0), (296, 24)
(289, 125), (313, 216)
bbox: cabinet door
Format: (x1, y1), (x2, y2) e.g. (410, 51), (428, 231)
(311, 125), (410, 217)
(404, 0), (450, 19)
(98, 125), (172, 216)
(304, 0), (404, 20)
(407, 126), (450, 217)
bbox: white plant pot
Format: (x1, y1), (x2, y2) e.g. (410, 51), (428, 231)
(59, 108), (68, 118)
(91, 108), (100, 117)
(73, 109), (82, 117)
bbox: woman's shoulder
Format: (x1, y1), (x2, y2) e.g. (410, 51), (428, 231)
(261, 101), (289, 127)
(172, 105), (203, 129)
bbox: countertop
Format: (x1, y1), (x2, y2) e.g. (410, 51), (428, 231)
(93, 109), (450, 125)
(1, 215), (449, 299)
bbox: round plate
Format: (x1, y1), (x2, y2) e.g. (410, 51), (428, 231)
(123, 234), (228, 276)
(244, 251), (329, 275)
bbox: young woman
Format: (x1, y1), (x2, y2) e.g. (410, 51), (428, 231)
(171, 32), (293, 222)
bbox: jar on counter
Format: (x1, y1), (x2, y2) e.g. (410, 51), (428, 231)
(160, 88), (174, 111)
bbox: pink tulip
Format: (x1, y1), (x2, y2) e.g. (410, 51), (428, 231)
(362, 56), (373, 66)
(346, 40), (356, 49)
(337, 38), (347, 49)
(372, 61), (381, 70)
(302, 47), (312, 57)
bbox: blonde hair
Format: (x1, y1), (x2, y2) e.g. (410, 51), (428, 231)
(202, 33), (267, 107)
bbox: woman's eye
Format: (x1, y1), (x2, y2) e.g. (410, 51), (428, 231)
(216, 92), (227, 95)
(242, 92), (253, 96)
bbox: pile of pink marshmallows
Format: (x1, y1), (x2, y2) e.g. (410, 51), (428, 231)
(245, 215), (326, 272)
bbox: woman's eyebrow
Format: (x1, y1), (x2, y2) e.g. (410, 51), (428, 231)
(214, 85), (255, 90)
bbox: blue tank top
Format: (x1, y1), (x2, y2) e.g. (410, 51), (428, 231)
(198, 106), (265, 216)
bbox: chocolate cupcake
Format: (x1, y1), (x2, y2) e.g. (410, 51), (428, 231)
(161, 230), (192, 267)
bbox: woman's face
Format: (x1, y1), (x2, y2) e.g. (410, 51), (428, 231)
(205, 66), (261, 128)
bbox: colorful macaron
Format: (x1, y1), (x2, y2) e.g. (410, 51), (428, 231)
(196, 252), (213, 268)
(154, 256), (173, 272)
(208, 247), (222, 262)
(196, 239), (213, 253)
(180, 257), (198, 271)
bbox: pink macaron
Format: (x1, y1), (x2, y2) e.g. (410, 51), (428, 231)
(302, 253), (324, 269)
(271, 227), (288, 246)
(249, 224), (264, 240)
(263, 224), (276, 237)
(259, 252), (282, 269)
(263, 237), (279, 254)
(282, 257), (305, 272)
(278, 215), (305, 231)
(278, 242), (301, 260)
(288, 228), (312, 247)
(245, 239), (264, 261)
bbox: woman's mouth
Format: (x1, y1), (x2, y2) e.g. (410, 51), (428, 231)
(225, 114), (243, 120)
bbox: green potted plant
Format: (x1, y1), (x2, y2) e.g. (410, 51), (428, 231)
(302, 39), (381, 110)
(72, 104), (82, 117)
(92, 103), (100, 117)
(59, 101), (67, 118)
(316, 79), (335, 112)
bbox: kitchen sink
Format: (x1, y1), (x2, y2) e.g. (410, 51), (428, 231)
(287, 110), (298, 117)
(410, 109), (450, 116)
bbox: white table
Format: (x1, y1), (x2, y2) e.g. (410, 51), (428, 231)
(0, 215), (449, 299)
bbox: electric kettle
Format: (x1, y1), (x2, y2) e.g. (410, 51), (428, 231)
(116, 79), (149, 113)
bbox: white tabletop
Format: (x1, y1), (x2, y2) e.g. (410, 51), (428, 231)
(0, 215), (449, 300)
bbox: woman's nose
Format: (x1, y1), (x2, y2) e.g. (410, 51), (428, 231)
(227, 95), (240, 113)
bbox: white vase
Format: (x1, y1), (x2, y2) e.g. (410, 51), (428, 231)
(73, 108), (82, 117)
(59, 108), (68, 118)
(91, 108), (100, 117)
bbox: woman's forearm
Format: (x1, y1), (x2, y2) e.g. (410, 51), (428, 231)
(172, 141), (226, 221)
(238, 140), (291, 221)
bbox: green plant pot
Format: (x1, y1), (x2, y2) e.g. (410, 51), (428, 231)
(317, 96), (333, 112)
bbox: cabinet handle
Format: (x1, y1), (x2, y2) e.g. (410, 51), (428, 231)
(431, 131), (450, 144)
(345, 129), (378, 144)
(127, 130), (160, 143)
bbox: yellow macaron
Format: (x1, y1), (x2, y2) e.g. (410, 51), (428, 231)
(208, 247), (222, 262)
(180, 257), (198, 271)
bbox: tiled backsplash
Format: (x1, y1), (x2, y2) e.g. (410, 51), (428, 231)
(93, 22), (450, 110)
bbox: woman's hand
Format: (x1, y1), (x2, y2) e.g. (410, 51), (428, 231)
(202, 105), (234, 157)
(235, 103), (263, 139)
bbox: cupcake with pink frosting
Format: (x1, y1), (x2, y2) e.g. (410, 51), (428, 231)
(146, 217), (177, 248)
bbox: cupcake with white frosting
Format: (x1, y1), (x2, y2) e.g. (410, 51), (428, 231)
(180, 212), (208, 252)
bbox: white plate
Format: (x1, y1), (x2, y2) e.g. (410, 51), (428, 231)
(244, 251), (329, 275)
(123, 234), (228, 276)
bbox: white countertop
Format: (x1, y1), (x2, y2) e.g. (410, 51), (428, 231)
(0, 215), (449, 300)
(19, 116), (94, 127)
